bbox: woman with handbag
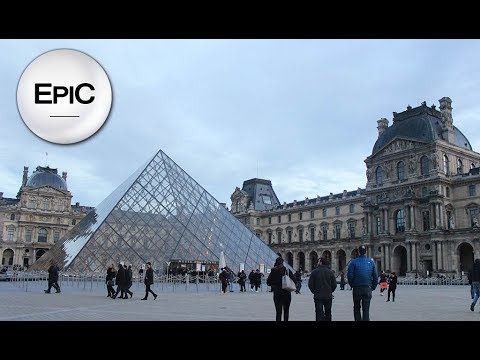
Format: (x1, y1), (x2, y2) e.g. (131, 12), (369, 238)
(266, 257), (296, 321)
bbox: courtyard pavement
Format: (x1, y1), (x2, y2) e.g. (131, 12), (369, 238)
(0, 280), (478, 321)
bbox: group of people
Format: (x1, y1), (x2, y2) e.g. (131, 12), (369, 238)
(266, 244), (399, 321)
(218, 268), (264, 293)
(106, 262), (157, 300)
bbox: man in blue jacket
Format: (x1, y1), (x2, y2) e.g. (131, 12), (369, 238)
(347, 245), (378, 321)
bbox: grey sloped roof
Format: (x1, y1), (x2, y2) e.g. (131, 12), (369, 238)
(26, 166), (68, 191)
(372, 104), (472, 155)
(241, 178), (281, 211)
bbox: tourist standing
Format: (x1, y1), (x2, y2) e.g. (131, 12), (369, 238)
(386, 272), (397, 302)
(266, 257), (296, 321)
(237, 270), (247, 292)
(347, 245), (378, 321)
(308, 257), (337, 321)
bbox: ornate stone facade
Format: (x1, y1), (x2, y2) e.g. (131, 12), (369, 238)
(0, 166), (93, 268)
(231, 98), (480, 278)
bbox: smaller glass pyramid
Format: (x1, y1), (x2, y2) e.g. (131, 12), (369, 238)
(30, 149), (279, 275)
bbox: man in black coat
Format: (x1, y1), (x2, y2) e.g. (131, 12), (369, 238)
(112, 263), (126, 299)
(44, 262), (61, 294)
(308, 257), (337, 321)
(141, 262), (157, 300)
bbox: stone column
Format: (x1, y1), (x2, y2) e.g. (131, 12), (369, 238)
(305, 253), (311, 273)
(382, 244), (386, 271)
(433, 242), (437, 270)
(411, 242), (417, 271)
(364, 212), (369, 235)
(386, 244), (391, 271)
(292, 251), (298, 271)
(406, 242), (412, 271)
(412, 205), (416, 230)
(437, 241), (443, 270)
(436, 203), (441, 229)
(383, 209), (388, 233)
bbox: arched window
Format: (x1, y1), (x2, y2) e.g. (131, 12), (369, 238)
(443, 154), (449, 175)
(457, 158), (464, 174)
(37, 228), (47, 243)
(421, 156), (430, 176)
(397, 161), (405, 181)
(10, 213), (15, 221)
(395, 209), (405, 233)
(376, 166), (384, 185)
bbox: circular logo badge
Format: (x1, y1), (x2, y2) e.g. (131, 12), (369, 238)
(17, 49), (112, 144)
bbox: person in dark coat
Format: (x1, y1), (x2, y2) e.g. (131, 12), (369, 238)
(253, 269), (263, 292)
(237, 270), (247, 292)
(112, 263), (126, 299)
(340, 271), (346, 290)
(294, 270), (302, 294)
(141, 262), (157, 300)
(105, 264), (116, 297)
(219, 268), (229, 293)
(386, 272), (397, 302)
(44, 262), (61, 294)
(308, 256), (337, 321)
(470, 259), (480, 311)
(124, 264), (133, 299)
(248, 270), (255, 291)
(266, 257), (296, 321)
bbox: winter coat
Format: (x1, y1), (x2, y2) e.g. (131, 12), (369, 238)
(48, 265), (59, 282)
(308, 264), (337, 299)
(347, 255), (378, 290)
(115, 266), (126, 286)
(144, 267), (154, 285)
(106, 268), (116, 284)
(388, 274), (397, 289)
(267, 265), (295, 292)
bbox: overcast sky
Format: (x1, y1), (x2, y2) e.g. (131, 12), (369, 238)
(1, 40), (480, 208)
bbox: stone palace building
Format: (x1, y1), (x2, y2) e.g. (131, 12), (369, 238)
(0, 166), (93, 268)
(231, 97), (480, 278)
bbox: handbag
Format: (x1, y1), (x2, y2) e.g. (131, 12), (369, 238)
(282, 268), (296, 292)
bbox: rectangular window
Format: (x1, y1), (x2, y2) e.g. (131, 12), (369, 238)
(470, 208), (480, 227)
(268, 217), (272, 225)
(299, 212), (303, 220)
(349, 204), (354, 213)
(376, 217), (381, 235)
(278, 215), (281, 224)
(53, 231), (60, 242)
(25, 228), (32, 242)
(277, 231), (282, 243)
(43, 199), (49, 210)
(256, 218), (260, 225)
(288, 214), (292, 222)
(422, 211), (430, 231)
(7, 228), (14, 241)
(310, 227), (315, 241)
(268, 232), (272, 244)
(336, 206), (340, 216)
(322, 226), (327, 241)
(287, 230), (292, 243)
(298, 229), (303, 242)
(310, 210), (314, 219)
(349, 223), (355, 239)
(469, 185), (476, 197)
(322, 208), (327, 217)
(334, 224), (341, 240)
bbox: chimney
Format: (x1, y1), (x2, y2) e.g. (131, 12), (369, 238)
(439, 97), (454, 143)
(22, 166), (28, 186)
(62, 171), (67, 181)
(75, 202), (79, 207)
(342, 190), (347, 199)
(377, 118), (389, 137)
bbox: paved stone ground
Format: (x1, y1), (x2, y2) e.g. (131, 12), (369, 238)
(0, 280), (478, 321)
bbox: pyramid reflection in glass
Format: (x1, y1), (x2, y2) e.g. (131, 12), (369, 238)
(30, 149), (279, 274)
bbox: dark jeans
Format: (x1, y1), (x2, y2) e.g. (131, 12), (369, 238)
(295, 282), (302, 294)
(106, 284), (115, 297)
(273, 289), (292, 321)
(314, 297), (332, 321)
(352, 286), (372, 321)
(144, 283), (157, 299)
(47, 280), (60, 292)
(387, 287), (396, 301)
(221, 282), (228, 293)
(239, 282), (246, 292)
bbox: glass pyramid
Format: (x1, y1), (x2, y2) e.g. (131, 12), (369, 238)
(29, 149), (279, 274)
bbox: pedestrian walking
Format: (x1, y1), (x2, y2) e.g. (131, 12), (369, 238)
(470, 259), (480, 311)
(141, 262), (157, 300)
(237, 270), (247, 292)
(44, 262), (61, 294)
(106, 264), (116, 297)
(386, 272), (397, 302)
(294, 270), (302, 294)
(379, 271), (388, 296)
(340, 271), (346, 290)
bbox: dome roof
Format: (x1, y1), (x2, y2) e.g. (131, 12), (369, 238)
(26, 166), (68, 191)
(372, 103), (472, 155)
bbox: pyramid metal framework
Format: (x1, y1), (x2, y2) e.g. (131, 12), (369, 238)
(30, 150), (280, 274)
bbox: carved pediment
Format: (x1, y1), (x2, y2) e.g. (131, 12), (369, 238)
(380, 139), (417, 156)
